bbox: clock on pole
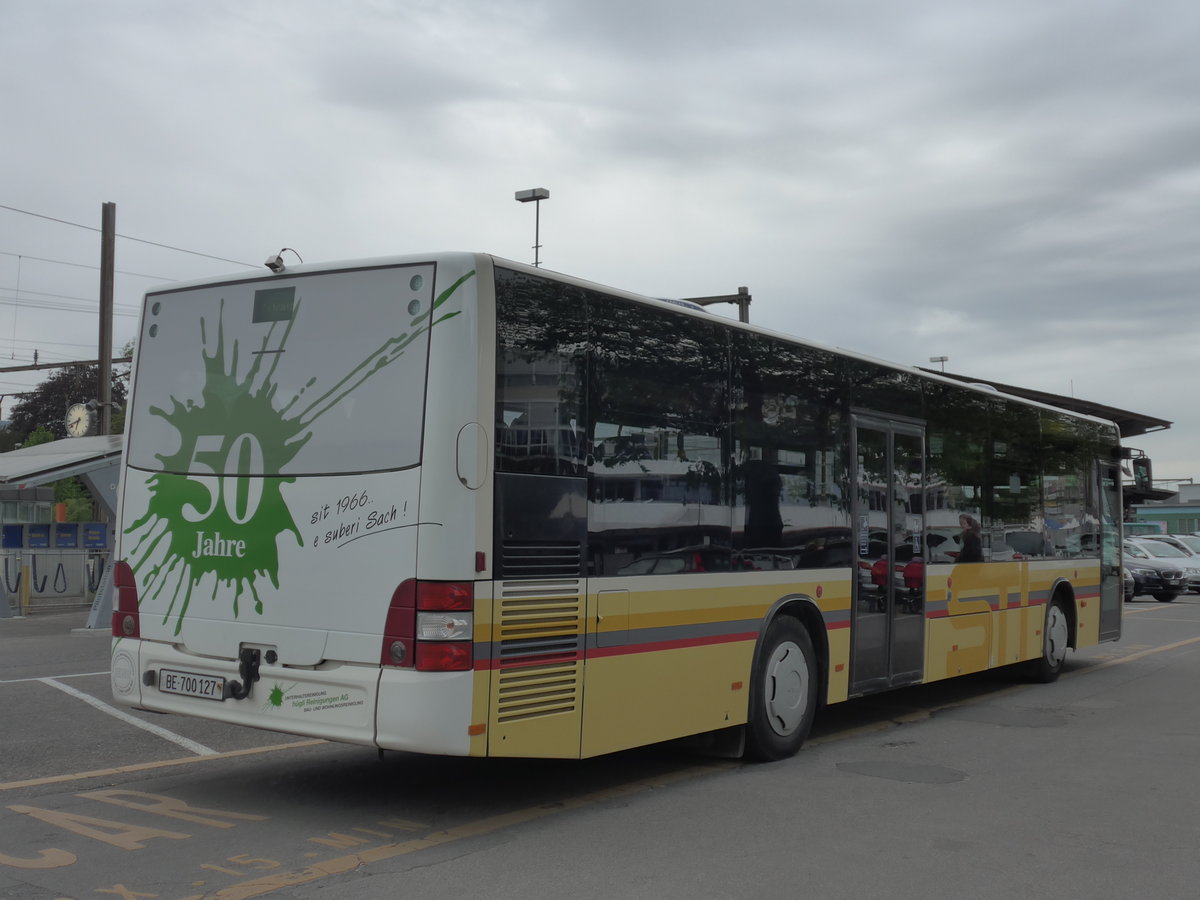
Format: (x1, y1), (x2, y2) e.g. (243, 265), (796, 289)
(65, 402), (94, 438)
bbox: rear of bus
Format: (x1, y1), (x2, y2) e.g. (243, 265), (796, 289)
(110, 252), (491, 755)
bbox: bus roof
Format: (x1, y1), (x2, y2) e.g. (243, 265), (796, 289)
(144, 250), (1123, 433)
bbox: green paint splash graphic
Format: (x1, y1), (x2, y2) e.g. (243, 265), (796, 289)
(265, 681), (299, 711)
(124, 270), (473, 634)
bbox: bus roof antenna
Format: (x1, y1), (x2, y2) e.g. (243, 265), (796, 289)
(265, 247), (304, 274)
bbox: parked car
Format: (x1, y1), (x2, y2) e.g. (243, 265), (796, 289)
(1139, 533), (1200, 555)
(1003, 529), (1048, 558)
(1171, 534), (1200, 552)
(924, 528), (962, 563)
(1141, 534), (1200, 591)
(1123, 539), (1186, 602)
(1122, 566), (1135, 602)
(1129, 536), (1200, 593)
(616, 545), (732, 575)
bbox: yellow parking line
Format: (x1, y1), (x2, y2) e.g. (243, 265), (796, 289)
(1076, 635), (1200, 672)
(807, 633), (1200, 745)
(194, 629), (1200, 899)
(187, 764), (730, 900)
(0, 740), (326, 792)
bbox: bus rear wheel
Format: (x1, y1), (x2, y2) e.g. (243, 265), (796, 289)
(745, 617), (818, 761)
(1028, 595), (1070, 683)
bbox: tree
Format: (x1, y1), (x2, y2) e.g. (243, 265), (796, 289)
(6, 365), (127, 442)
(23, 426), (54, 447)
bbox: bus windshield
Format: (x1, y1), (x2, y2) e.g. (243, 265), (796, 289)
(126, 264), (436, 476)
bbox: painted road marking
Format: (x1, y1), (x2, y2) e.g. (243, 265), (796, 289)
(178, 764), (731, 900)
(1079, 634), (1200, 671)
(5, 631), (1198, 794)
(40, 677), (220, 756)
(0, 670), (110, 684)
(0, 740), (326, 792)
(807, 632), (1200, 746)
(5, 632), (1200, 896)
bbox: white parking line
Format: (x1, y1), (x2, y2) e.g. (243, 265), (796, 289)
(0, 671), (109, 684)
(39, 677), (218, 756)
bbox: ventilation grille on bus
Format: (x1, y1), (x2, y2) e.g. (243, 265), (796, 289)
(494, 580), (582, 722)
(501, 541), (583, 579)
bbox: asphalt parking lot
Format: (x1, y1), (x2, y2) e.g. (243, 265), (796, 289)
(3, 597), (1200, 900)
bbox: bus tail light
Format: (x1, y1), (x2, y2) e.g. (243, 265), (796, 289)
(382, 580), (474, 671)
(415, 642), (472, 671)
(111, 561), (141, 638)
(416, 611), (472, 641)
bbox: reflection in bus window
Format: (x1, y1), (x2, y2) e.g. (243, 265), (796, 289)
(732, 332), (851, 569)
(587, 296), (730, 576)
(495, 269), (586, 477)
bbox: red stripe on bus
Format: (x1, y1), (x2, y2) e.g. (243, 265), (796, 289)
(586, 632), (762, 659)
(474, 631), (762, 670)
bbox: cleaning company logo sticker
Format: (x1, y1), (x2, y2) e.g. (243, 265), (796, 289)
(123, 270), (472, 634)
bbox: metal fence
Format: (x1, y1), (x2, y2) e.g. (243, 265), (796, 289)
(0, 549), (110, 616)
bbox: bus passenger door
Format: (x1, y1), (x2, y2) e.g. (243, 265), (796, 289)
(851, 417), (926, 694)
(1097, 461), (1122, 641)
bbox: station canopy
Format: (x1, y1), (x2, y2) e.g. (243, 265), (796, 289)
(918, 369), (1172, 439)
(0, 435), (123, 487)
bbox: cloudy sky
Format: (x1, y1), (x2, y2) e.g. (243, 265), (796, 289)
(2, 0), (1198, 483)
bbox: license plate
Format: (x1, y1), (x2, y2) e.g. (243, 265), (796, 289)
(159, 668), (225, 701)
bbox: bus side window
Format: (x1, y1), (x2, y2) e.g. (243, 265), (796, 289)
(494, 269), (587, 478)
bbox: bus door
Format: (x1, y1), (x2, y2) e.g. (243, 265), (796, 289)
(851, 416), (926, 694)
(1097, 461), (1122, 641)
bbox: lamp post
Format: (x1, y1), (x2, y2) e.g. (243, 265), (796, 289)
(514, 188), (550, 267)
(929, 355), (948, 372)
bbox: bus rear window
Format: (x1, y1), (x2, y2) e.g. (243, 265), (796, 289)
(126, 265), (437, 476)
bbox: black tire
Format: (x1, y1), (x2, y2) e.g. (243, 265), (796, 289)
(1028, 595), (1070, 683)
(1154, 593), (1178, 603)
(745, 617), (819, 761)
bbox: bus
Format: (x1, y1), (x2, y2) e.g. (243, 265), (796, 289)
(109, 252), (1124, 760)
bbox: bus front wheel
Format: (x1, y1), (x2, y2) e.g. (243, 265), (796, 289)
(745, 616), (818, 761)
(1028, 596), (1070, 683)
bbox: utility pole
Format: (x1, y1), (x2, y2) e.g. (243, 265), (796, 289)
(98, 202), (115, 435)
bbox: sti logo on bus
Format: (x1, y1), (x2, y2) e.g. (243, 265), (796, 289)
(124, 271), (473, 634)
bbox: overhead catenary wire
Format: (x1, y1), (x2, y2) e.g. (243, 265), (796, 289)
(0, 249), (172, 281)
(0, 201), (246, 420)
(0, 202), (257, 268)
(0, 285), (140, 311)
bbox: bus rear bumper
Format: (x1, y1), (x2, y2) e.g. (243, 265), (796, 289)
(111, 637), (381, 748)
(374, 667), (475, 756)
(112, 638), (476, 755)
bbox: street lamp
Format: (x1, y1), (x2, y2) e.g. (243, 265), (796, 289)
(681, 287), (752, 323)
(515, 187), (550, 267)
(929, 355), (948, 372)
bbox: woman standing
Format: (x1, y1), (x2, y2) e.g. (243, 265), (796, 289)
(957, 514), (983, 562)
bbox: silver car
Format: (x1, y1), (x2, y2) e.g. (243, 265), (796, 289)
(1137, 535), (1200, 592)
(1125, 538), (1198, 596)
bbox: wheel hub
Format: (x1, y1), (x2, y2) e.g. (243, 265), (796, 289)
(1045, 605), (1068, 664)
(765, 641), (809, 735)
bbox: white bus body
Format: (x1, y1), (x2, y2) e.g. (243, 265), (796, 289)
(111, 253), (491, 754)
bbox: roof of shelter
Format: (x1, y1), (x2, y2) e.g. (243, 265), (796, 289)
(918, 369), (1172, 439)
(0, 435), (123, 486)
